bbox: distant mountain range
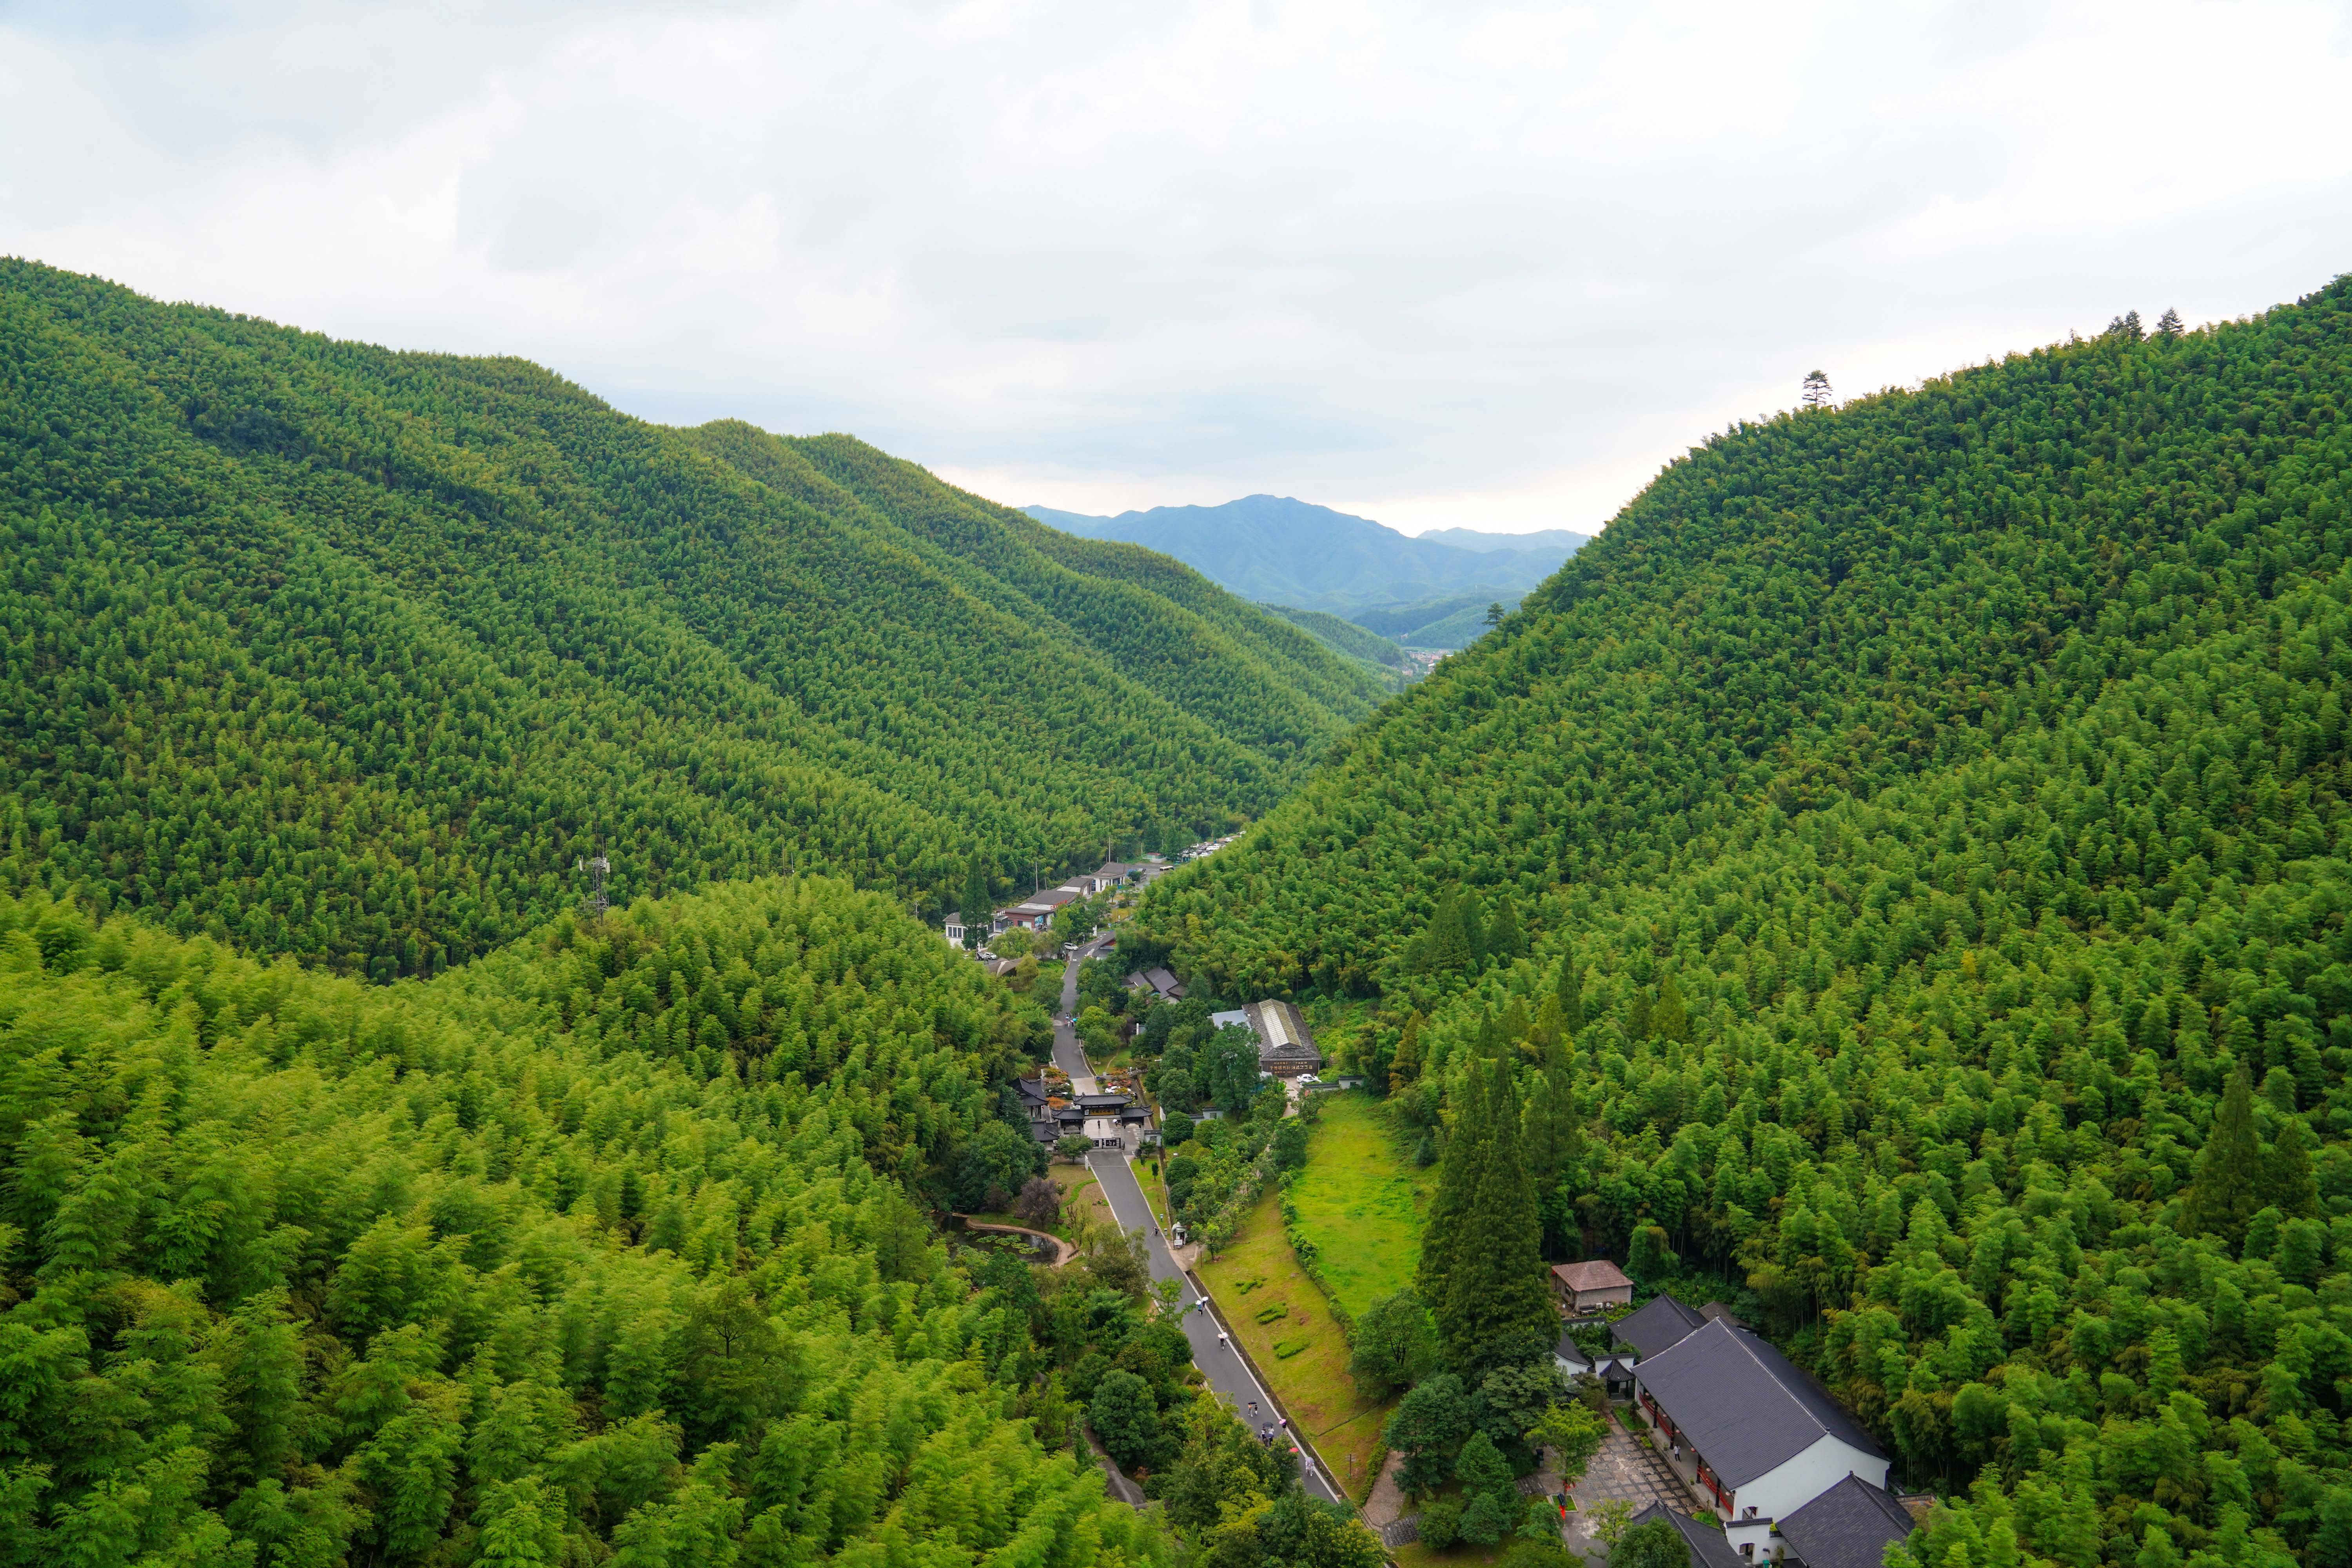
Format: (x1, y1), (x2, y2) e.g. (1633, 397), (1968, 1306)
(1023, 496), (1589, 630)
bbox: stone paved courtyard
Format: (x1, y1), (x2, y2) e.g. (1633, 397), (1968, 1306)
(1563, 1419), (1704, 1561)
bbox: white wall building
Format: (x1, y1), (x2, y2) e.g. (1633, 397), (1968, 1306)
(1626, 1312), (1891, 1554)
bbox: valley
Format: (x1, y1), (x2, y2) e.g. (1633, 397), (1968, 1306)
(2, 260), (2350, 1568)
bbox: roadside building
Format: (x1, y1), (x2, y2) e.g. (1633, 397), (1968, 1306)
(994, 885), (1080, 932)
(1208, 999), (1323, 1077)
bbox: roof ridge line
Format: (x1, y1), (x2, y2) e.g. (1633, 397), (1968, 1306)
(1726, 1322), (1833, 1441)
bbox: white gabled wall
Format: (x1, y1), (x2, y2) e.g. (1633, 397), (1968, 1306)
(1728, 1436), (1889, 1524)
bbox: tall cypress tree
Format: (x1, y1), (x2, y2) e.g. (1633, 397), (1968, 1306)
(2263, 1116), (2321, 1219)
(1390, 1013), (1426, 1094)
(1425, 892), (1472, 974)
(1485, 897), (1526, 964)
(1431, 1062), (1554, 1374)
(1417, 1065), (1485, 1312)
(2184, 1066), (2264, 1243)
(961, 861), (991, 947)
(1557, 958), (1585, 1034)
(1651, 975), (1690, 1042)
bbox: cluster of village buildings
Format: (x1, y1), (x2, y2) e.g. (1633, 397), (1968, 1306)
(1547, 1265), (1925, 1568)
(942, 855), (1170, 952)
(1013, 998), (1333, 1151)
(942, 837), (1249, 950)
(960, 872), (1910, 1566)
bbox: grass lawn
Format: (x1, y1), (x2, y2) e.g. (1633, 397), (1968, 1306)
(1134, 1159), (1174, 1230)
(1198, 1191), (1394, 1497)
(1291, 1091), (1429, 1318)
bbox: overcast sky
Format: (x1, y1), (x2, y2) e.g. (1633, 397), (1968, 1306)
(5, 0), (2350, 535)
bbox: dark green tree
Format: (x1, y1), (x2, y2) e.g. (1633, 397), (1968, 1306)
(1087, 1370), (1160, 1473)
(1348, 1290), (1441, 1397)
(1383, 1374), (1472, 1496)
(2183, 1067), (2264, 1243)
(1612, 1518), (1691, 1568)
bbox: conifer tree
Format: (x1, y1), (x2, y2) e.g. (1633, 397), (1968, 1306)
(2262, 1116), (2321, 1219)
(1557, 958), (1585, 1034)
(1390, 1013), (1426, 1093)
(2155, 307), (2185, 340)
(1425, 892), (1473, 974)
(1484, 897), (1527, 964)
(2183, 1066), (2264, 1243)
(1650, 974), (1690, 1042)
(1416, 1065), (1482, 1323)
(1433, 1063), (1554, 1374)
(962, 862), (991, 945)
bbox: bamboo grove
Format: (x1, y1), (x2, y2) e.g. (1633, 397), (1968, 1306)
(0, 259), (1382, 982)
(0, 876), (1197, 1564)
(1129, 278), (2352, 1568)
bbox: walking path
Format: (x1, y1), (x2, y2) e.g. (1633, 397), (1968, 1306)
(1055, 938), (1345, 1505)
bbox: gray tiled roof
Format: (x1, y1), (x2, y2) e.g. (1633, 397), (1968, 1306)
(1613, 1292), (1708, 1357)
(1628, 1504), (1747, 1568)
(1777, 1475), (1916, 1568)
(1553, 1332), (1593, 1370)
(1634, 1319), (1885, 1489)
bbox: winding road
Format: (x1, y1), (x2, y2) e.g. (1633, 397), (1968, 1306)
(1056, 938), (1345, 1504)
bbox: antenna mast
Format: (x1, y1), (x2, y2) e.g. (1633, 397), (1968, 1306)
(575, 854), (610, 918)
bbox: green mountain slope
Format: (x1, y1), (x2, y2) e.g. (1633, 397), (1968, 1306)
(1134, 282), (2352, 1554)
(0, 261), (1378, 980)
(1391, 595), (1521, 650)
(0, 876), (1183, 1563)
(1261, 603), (1408, 670)
(1141, 282), (2352, 995)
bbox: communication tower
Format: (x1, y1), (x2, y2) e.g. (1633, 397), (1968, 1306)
(575, 854), (610, 918)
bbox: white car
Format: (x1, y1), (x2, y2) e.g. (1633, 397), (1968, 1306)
(1297, 1074), (1319, 1085)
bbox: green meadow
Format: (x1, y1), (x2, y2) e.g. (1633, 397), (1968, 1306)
(1292, 1090), (1428, 1316)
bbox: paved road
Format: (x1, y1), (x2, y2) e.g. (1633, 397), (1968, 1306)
(1057, 936), (1343, 1505)
(1087, 1149), (1344, 1503)
(1052, 933), (1116, 1089)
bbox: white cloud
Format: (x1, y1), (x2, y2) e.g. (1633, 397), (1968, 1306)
(4, 0), (2348, 535)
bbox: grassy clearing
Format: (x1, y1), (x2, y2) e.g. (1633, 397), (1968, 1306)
(1292, 1091), (1428, 1318)
(1198, 1192), (1394, 1496)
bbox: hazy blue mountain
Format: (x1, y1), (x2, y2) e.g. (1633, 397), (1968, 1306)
(1416, 526), (1591, 554)
(1022, 494), (1580, 615)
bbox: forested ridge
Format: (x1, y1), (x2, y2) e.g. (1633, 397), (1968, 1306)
(0, 260), (1381, 982)
(1130, 280), (2352, 1568)
(0, 876), (1186, 1565)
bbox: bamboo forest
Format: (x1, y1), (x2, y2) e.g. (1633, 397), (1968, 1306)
(7, 250), (2352, 1568)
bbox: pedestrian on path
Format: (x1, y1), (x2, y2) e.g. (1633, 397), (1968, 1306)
(1218, 1331), (1230, 1350)
(1247, 1400), (1258, 1419)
